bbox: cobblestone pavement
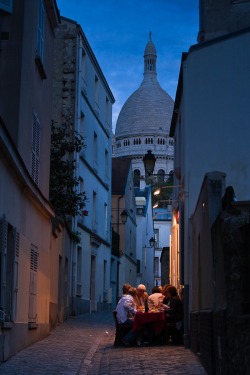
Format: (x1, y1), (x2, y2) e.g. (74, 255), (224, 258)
(0, 311), (207, 375)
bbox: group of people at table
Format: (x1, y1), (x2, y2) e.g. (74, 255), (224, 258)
(115, 283), (183, 347)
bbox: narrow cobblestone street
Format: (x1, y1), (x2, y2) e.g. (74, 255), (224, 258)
(0, 311), (207, 375)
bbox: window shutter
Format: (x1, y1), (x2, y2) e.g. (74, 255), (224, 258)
(31, 112), (41, 185)
(0, 216), (8, 311)
(36, 0), (45, 61)
(28, 246), (38, 321)
(12, 230), (19, 321)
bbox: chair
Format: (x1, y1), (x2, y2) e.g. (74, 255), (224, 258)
(112, 310), (131, 347)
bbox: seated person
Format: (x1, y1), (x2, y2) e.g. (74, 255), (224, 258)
(162, 285), (183, 344)
(116, 287), (138, 346)
(134, 284), (148, 309)
(161, 283), (172, 306)
(162, 285), (183, 322)
(148, 286), (164, 309)
(116, 286), (136, 325)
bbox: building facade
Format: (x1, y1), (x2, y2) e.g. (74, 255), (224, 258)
(169, 0), (250, 369)
(0, 0), (61, 362)
(111, 158), (137, 305)
(53, 17), (115, 314)
(113, 35), (174, 288)
(134, 180), (155, 291)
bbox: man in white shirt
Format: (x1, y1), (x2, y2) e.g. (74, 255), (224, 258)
(116, 287), (137, 325)
(115, 287), (137, 346)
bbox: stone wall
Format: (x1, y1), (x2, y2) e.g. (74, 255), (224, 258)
(190, 213), (250, 375)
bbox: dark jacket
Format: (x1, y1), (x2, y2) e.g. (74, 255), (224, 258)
(165, 295), (183, 322)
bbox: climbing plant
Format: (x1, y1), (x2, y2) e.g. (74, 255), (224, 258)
(50, 123), (87, 218)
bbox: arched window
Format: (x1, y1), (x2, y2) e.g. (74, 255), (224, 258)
(133, 169), (140, 188)
(133, 138), (141, 145)
(157, 169), (165, 185)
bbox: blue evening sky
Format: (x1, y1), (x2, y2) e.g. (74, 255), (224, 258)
(56, 0), (199, 131)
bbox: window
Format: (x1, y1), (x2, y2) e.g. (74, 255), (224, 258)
(36, 0), (45, 61)
(157, 138), (165, 145)
(92, 191), (97, 232)
(80, 112), (85, 137)
(81, 49), (87, 95)
(0, 217), (19, 322)
(28, 245), (38, 322)
(93, 132), (98, 171)
(35, 0), (46, 78)
(103, 260), (107, 301)
(105, 97), (109, 125)
(133, 169), (140, 188)
(157, 169), (165, 185)
(31, 112), (41, 185)
(145, 138), (153, 144)
(94, 75), (99, 115)
(105, 149), (109, 181)
(154, 257), (159, 276)
(104, 203), (108, 233)
(0, 0), (13, 13)
(76, 246), (82, 296)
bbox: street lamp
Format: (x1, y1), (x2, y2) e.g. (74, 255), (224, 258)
(111, 209), (129, 228)
(149, 237), (155, 247)
(143, 150), (173, 183)
(120, 209), (129, 224)
(143, 150), (156, 176)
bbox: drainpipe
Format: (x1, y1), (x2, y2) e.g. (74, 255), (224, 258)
(116, 195), (123, 301)
(71, 28), (81, 316)
(182, 59), (191, 349)
(116, 195), (124, 234)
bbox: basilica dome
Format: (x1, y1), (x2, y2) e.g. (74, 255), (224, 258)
(113, 34), (174, 182)
(115, 35), (174, 140)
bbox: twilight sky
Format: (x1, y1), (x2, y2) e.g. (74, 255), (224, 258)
(56, 0), (199, 132)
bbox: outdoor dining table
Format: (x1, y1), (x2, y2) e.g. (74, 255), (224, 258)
(132, 310), (165, 335)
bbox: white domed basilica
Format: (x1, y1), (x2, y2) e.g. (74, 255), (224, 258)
(113, 33), (174, 186)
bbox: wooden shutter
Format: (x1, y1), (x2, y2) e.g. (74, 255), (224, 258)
(31, 112), (41, 185)
(28, 246), (38, 321)
(12, 230), (19, 321)
(0, 216), (7, 311)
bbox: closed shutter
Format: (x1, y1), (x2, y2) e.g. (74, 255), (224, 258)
(31, 112), (41, 185)
(0, 216), (7, 311)
(28, 246), (38, 321)
(36, 0), (45, 61)
(12, 230), (19, 321)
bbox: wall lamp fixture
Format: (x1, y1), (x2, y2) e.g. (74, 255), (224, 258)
(149, 237), (155, 247)
(112, 209), (129, 225)
(144, 237), (156, 249)
(120, 209), (129, 224)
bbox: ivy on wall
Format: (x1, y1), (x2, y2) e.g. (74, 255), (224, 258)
(49, 123), (87, 219)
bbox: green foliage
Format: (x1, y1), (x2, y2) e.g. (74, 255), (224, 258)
(50, 123), (87, 218)
(70, 230), (82, 244)
(152, 174), (173, 208)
